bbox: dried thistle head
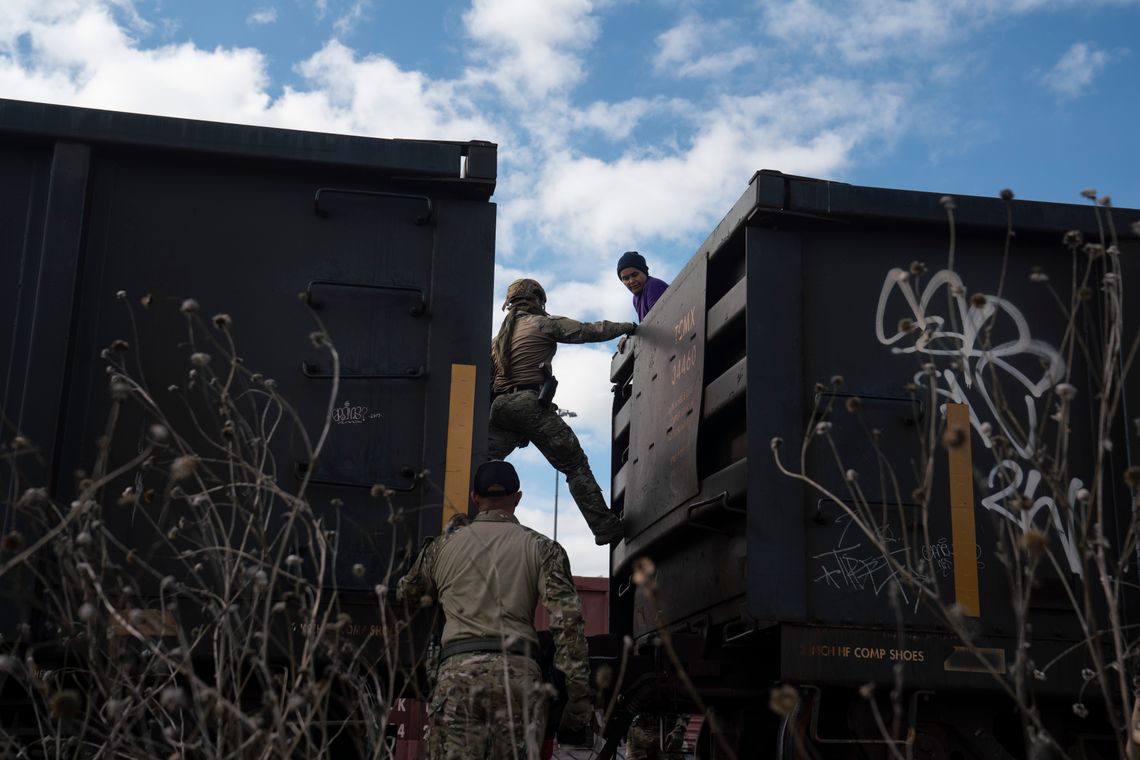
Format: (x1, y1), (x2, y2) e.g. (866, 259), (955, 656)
(190, 352), (211, 367)
(370, 484), (394, 500)
(211, 313), (233, 330)
(1029, 268), (1048, 283)
(768, 684), (800, 717)
(110, 339), (129, 353)
(1021, 529), (1048, 560)
(594, 663), (615, 691)
(769, 437), (783, 450)
(180, 299), (200, 315)
(49, 689), (81, 720)
(1080, 188), (1097, 200)
(941, 425), (967, 449)
(1076, 286), (1092, 301)
(939, 195), (956, 210)
(16, 488), (48, 509)
(1083, 243), (1105, 259)
(1, 531), (24, 552)
(1055, 383), (1077, 401)
(170, 455), (198, 481)
(1063, 230), (1084, 248)
(845, 396), (861, 413)
(969, 293), (987, 308)
(1000, 188), (1014, 201)
(909, 261), (927, 275)
(897, 318), (914, 334)
(814, 421), (832, 436)
(632, 557), (656, 587)
(830, 374), (844, 387)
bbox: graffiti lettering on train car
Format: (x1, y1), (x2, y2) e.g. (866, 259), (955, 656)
(982, 461), (1082, 574)
(813, 541), (909, 601)
(875, 268), (1065, 459)
(333, 401), (374, 425)
(875, 267), (1083, 575)
(920, 537), (985, 579)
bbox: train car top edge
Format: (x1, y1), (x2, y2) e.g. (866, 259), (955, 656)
(696, 168), (1139, 262)
(0, 97), (497, 193)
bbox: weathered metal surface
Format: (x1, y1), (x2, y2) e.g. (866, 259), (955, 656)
(623, 254), (707, 539)
(610, 170), (1140, 707)
(780, 623), (1087, 697)
(0, 100), (497, 601)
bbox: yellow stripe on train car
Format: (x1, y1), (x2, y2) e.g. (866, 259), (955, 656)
(442, 364), (477, 529)
(946, 403), (981, 617)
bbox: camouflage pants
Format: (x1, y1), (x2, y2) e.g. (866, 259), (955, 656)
(488, 390), (621, 539)
(626, 715), (687, 760)
(426, 652), (548, 760)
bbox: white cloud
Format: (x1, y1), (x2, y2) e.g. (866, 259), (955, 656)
(515, 503), (610, 576)
(246, 7), (277, 26)
(761, 0), (1138, 65)
(508, 78), (906, 261)
(332, 0), (368, 36)
(268, 40), (503, 141)
(569, 97), (664, 141)
(654, 16), (757, 78)
(462, 0), (600, 100)
(1041, 41), (1115, 99)
(0, 3), (272, 122)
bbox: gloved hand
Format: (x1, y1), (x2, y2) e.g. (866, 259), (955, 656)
(556, 695), (594, 747)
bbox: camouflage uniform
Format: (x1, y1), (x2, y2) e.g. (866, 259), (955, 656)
(397, 509), (590, 760)
(490, 282), (634, 543)
(627, 715), (688, 760)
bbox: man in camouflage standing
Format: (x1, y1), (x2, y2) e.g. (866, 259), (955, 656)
(489, 278), (634, 545)
(397, 460), (594, 759)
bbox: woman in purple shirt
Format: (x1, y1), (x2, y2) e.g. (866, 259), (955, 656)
(616, 250), (669, 321)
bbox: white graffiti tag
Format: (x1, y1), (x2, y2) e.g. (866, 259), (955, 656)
(876, 268), (1064, 458)
(875, 268), (1082, 576)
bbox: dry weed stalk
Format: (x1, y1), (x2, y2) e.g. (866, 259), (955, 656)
(0, 295), (432, 759)
(770, 190), (1139, 758)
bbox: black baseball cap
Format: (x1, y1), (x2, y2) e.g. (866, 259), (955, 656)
(473, 460), (521, 497)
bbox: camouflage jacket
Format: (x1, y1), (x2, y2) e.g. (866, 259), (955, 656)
(397, 510), (590, 699)
(491, 311), (635, 391)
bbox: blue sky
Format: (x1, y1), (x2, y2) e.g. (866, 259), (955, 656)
(3, 0), (1138, 575)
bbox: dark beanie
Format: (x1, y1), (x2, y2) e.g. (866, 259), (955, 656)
(616, 251), (648, 276)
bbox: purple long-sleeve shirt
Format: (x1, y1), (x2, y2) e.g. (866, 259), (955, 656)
(634, 276), (669, 321)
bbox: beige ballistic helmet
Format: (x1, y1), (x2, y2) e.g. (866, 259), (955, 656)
(501, 278), (547, 311)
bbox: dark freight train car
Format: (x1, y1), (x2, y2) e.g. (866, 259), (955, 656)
(606, 171), (1140, 758)
(0, 100), (496, 754)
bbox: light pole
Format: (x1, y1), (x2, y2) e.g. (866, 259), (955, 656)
(553, 408), (577, 542)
